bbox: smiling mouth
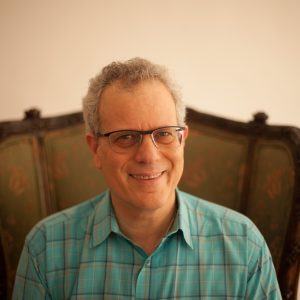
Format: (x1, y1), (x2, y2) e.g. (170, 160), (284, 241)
(130, 171), (165, 180)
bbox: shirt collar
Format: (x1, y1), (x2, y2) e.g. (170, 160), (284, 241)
(90, 190), (119, 247)
(90, 189), (194, 249)
(175, 189), (194, 249)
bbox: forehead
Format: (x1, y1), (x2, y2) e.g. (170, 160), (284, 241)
(98, 80), (177, 131)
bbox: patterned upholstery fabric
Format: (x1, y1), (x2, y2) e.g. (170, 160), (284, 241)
(246, 141), (294, 271)
(43, 125), (106, 210)
(180, 126), (248, 211)
(0, 136), (46, 295)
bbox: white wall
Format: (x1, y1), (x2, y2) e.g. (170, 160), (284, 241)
(0, 0), (300, 126)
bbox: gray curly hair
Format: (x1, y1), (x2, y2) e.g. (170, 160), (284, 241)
(82, 57), (186, 135)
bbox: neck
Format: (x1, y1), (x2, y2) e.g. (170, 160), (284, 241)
(111, 195), (177, 255)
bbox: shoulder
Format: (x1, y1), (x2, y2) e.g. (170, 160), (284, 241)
(178, 190), (265, 246)
(24, 191), (107, 255)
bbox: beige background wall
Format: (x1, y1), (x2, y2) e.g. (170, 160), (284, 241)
(0, 0), (299, 127)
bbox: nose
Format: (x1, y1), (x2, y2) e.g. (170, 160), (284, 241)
(133, 134), (161, 163)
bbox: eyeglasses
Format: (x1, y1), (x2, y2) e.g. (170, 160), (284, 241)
(95, 126), (186, 153)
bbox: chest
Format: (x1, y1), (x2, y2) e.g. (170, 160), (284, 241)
(46, 234), (248, 299)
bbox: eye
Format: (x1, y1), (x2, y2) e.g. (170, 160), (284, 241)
(110, 132), (139, 148)
(118, 134), (135, 140)
(157, 131), (172, 137)
(154, 129), (175, 144)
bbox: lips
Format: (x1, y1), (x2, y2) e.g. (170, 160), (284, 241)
(130, 171), (164, 180)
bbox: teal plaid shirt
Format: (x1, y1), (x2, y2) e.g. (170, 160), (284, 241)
(13, 190), (281, 299)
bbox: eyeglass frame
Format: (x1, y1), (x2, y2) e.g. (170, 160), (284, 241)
(95, 125), (186, 153)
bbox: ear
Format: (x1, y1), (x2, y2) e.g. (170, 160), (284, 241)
(86, 133), (102, 169)
(182, 125), (189, 145)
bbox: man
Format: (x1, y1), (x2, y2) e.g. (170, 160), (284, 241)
(13, 58), (281, 299)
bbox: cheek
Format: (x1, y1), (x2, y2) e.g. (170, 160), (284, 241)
(168, 151), (185, 176)
(99, 152), (129, 178)
(176, 157), (185, 177)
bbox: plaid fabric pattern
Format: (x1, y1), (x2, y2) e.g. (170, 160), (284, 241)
(13, 190), (281, 299)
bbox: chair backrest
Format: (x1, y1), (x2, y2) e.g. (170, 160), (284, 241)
(0, 108), (299, 299)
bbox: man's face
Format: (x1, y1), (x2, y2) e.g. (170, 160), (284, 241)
(88, 80), (188, 213)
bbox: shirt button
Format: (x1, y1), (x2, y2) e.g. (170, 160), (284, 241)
(145, 260), (151, 266)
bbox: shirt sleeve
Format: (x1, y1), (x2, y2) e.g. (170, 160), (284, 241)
(12, 242), (51, 300)
(246, 229), (282, 299)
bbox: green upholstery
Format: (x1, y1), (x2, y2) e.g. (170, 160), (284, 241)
(0, 109), (299, 299)
(180, 126), (249, 210)
(247, 140), (294, 271)
(0, 136), (47, 294)
(43, 125), (106, 210)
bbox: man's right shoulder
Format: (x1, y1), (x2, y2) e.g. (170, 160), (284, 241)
(25, 191), (107, 254)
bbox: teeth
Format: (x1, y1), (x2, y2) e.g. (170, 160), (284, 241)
(131, 172), (163, 180)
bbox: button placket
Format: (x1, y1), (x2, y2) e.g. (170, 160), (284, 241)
(135, 260), (151, 299)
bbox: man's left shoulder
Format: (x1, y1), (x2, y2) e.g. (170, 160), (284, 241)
(178, 190), (265, 244)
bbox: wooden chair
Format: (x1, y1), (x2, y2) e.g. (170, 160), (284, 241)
(0, 108), (299, 299)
